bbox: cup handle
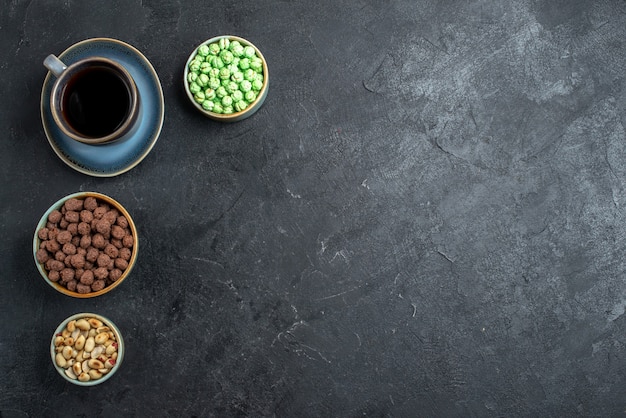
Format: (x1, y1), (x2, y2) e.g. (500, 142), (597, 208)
(43, 54), (67, 77)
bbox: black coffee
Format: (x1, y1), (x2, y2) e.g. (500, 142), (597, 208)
(62, 66), (131, 138)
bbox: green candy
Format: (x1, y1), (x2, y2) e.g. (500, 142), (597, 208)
(226, 81), (239, 94)
(221, 78), (230, 87)
(209, 68), (220, 78)
(199, 62), (212, 74)
(244, 69), (256, 81)
(197, 73), (209, 87)
(238, 58), (250, 70)
(234, 100), (248, 112)
(252, 79), (263, 91)
(189, 82), (201, 94)
(239, 80), (252, 92)
(194, 90), (205, 103)
(208, 43), (220, 55)
(229, 40), (242, 52)
(223, 106), (234, 114)
(231, 44), (244, 57)
(212, 102), (224, 114)
(244, 90), (257, 103)
(202, 100), (214, 111)
(189, 61), (201, 73)
(219, 67), (231, 80)
(198, 44), (210, 57)
(232, 90), (244, 102)
(208, 77), (221, 90)
(218, 38), (230, 50)
(221, 95), (233, 107)
(250, 57), (263, 72)
(187, 72), (198, 83)
(208, 56), (224, 69)
(231, 71), (244, 83)
(220, 50), (234, 64)
(243, 46), (255, 58)
(204, 88), (216, 100)
(216, 86), (228, 98)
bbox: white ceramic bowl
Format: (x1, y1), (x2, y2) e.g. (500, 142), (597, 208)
(50, 313), (124, 386)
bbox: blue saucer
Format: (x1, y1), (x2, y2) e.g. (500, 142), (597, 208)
(40, 38), (164, 177)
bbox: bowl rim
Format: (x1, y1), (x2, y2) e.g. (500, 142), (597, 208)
(183, 35), (269, 121)
(33, 191), (138, 298)
(50, 312), (124, 386)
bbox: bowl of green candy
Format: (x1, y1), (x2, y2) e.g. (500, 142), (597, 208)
(184, 35), (269, 122)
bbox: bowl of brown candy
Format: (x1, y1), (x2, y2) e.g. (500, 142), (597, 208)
(33, 192), (138, 298)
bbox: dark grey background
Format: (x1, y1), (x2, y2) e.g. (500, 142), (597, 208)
(2, 0), (626, 416)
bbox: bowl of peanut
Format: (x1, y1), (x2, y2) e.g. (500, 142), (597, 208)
(33, 192), (138, 298)
(50, 313), (124, 386)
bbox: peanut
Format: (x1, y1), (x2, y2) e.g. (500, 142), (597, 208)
(75, 319), (90, 331)
(94, 332), (108, 345)
(89, 369), (103, 380)
(88, 318), (103, 328)
(90, 346), (104, 359)
(96, 326), (110, 334)
(84, 336), (95, 352)
(71, 329), (81, 340)
(62, 346), (73, 360)
(106, 343), (117, 355)
(88, 359), (104, 369)
(55, 353), (67, 368)
(72, 362), (82, 376)
(75, 335), (86, 351)
(65, 368), (77, 380)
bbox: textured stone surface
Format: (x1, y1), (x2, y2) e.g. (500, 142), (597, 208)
(1, 0), (626, 416)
